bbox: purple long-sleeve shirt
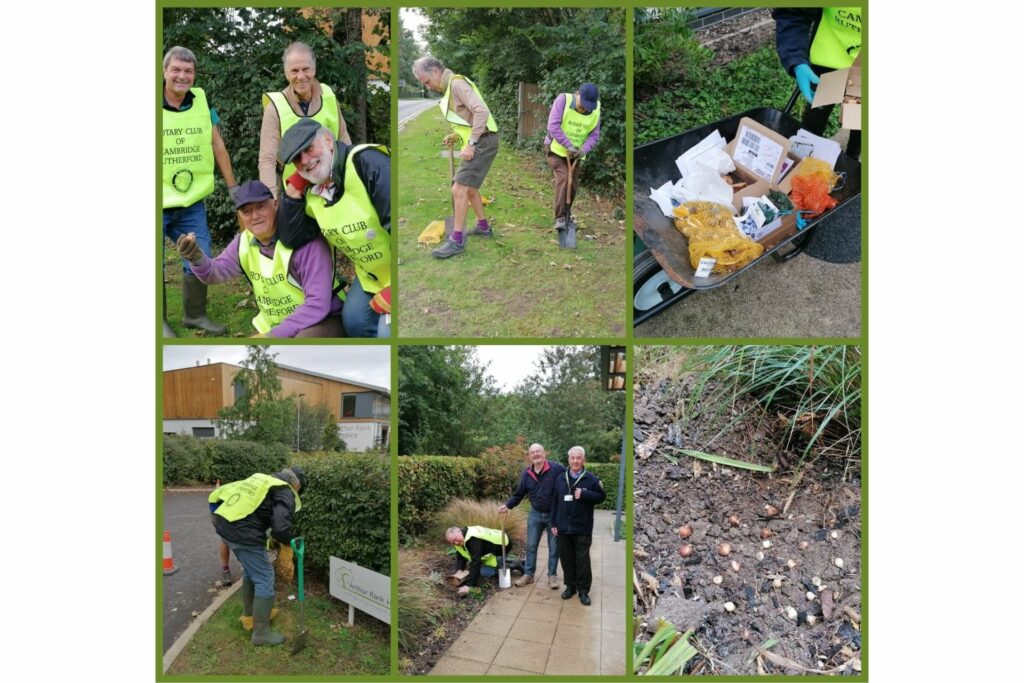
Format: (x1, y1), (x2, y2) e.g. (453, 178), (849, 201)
(191, 232), (342, 338)
(544, 93), (601, 154)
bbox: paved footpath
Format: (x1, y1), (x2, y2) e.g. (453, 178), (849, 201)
(429, 510), (626, 676)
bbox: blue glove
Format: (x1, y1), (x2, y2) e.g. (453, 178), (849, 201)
(794, 64), (820, 104)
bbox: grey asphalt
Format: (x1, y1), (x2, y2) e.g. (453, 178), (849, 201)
(162, 489), (236, 653)
(398, 98), (437, 129)
(636, 200), (862, 338)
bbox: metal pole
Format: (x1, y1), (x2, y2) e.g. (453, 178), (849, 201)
(614, 418), (626, 542)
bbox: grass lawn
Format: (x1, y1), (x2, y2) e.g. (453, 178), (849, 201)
(397, 109), (626, 338)
(167, 579), (389, 676)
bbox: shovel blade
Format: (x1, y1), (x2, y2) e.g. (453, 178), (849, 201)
(290, 628), (310, 655)
(557, 227), (567, 249)
(564, 225), (577, 249)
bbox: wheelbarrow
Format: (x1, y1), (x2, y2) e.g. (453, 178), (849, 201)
(632, 87), (862, 326)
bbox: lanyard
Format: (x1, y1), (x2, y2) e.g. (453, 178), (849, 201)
(565, 468), (586, 494)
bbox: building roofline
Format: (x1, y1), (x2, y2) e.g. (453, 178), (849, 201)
(164, 361), (390, 396)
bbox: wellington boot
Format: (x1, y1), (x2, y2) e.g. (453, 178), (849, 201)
(181, 274), (225, 334)
(251, 596), (285, 646)
(239, 579), (279, 631)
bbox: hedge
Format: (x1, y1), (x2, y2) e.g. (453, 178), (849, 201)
(398, 456), (480, 542)
(587, 462), (623, 511)
(291, 452), (390, 579)
(162, 435), (290, 487)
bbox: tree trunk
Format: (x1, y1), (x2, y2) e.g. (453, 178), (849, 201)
(334, 8), (368, 143)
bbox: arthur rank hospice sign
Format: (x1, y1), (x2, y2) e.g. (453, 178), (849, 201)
(329, 557), (391, 625)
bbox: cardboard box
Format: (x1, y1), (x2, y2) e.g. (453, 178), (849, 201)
(812, 56), (861, 130)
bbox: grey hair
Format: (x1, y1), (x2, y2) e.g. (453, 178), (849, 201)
(163, 46), (197, 70)
(283, 41), (316, 70)
(412, 56), (444, 77)
(528, 443), (545, 452)
(317, 125), (335, 143)
(568, 446), (586, 458)
(445, 526), (462, 539)
(275, 469), (300, 488)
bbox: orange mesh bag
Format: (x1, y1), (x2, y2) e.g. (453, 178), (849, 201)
(789, 158), (839, 216)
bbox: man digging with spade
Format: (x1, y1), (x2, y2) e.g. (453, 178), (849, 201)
(544, 83), (601, 249)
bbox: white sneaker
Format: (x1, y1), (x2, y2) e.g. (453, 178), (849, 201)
(548, 574), (561, 589)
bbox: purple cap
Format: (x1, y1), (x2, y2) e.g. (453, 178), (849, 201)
(233, 180), (274, 208)
(579, 83), (599, 112)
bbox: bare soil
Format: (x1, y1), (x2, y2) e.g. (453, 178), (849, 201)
(698, 9), (777, 68)
(633, 370), (862, 676)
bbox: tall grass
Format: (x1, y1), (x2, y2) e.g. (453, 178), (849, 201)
(397, 548), (446, 655)
(688, 346), (861, 470)
(430, 498), (528, 546)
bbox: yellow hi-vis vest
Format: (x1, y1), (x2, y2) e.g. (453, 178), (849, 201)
(305, 144), (391, 294)
(452, 526), (509, 568)
(439, 75), (498, 149)
(549, 93), (601, 159)
(162, 87), (215, 209)
(810, 7), (862, 69)
(263, 84), (341, 182)
(209, 473), (302, 522)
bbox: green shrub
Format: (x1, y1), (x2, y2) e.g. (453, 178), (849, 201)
(476, 437), (528, 500)
(633, 8), (711, 92)
(588, 462), (623, 511)
(162, 436), (289, 486)
(293, 452), (391, 579)
(163, 435), (212, 486)
(398, 456), (480, 543)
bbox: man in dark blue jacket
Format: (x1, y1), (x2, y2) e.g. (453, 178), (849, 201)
(499, 443), (566, 589)
(551, 446), (606, 606)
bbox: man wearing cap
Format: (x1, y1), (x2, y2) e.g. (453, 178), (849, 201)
(175, 180), (345, 337)
(276, 119), (391, 337)
(259, 41), (352, 199)
(209, 466), (307, 646)
(162, 46), (239, 336)
(498, 443), (566, 589)
(445, 525), (521, 596)
(412, 56), (499, 259)
(545, 84), (601, 244)
(773, 7), (862, 159)
(551, 446), (605, 606)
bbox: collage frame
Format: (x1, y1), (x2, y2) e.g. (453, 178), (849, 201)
(156, 0), (868, 679)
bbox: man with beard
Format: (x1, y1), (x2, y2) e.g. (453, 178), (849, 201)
(276, 118), (392, 337)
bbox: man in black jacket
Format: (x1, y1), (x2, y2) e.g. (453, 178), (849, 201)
(551, 447), (605, 606)
(499, 443), (565, 589)
(209, 466), (306, 646)
(445, 525), (514, 597)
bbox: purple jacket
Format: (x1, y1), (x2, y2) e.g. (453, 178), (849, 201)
(544, 93), (601, 155)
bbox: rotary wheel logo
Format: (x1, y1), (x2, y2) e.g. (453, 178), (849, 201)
(172, 169), (194, 194)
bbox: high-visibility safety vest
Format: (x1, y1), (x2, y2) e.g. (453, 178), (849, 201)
(162, 88), (215, 209)
(452, 526), (509, 568)
(305, 144), (391, 294)
(209, 473), (302, 522)
(810, 7), (862, 69)
(439, 75), (498, 149)
(236, 232), (345, 334)
(549, 93), (601, 159)
(263, 84), (341, 181)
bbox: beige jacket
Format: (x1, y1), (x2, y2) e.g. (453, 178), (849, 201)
(258, 79), (351, 197)
(441, 69), (492, 142)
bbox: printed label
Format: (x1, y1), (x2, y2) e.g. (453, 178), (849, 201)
(695, 257), (717, 278)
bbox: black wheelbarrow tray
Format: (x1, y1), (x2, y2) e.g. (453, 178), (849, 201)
(633, 106), (861, 326)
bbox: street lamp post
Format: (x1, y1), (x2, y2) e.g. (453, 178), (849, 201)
(295, 393), (305, 452)
(600, 346), (627, 542)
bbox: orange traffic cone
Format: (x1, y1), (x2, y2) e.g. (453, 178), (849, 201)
(163, 530), (179, 576)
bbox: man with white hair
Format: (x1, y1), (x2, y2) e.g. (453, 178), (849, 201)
(259, 41), (352, 198)
(499, 443), (566, 588)
(551, 446), (605, 606)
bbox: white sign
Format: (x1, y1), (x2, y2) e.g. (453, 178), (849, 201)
(329, 557), (391, 624)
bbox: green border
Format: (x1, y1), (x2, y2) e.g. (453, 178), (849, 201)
(157, 2), (867, 680)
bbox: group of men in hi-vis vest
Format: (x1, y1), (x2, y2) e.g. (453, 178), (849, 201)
(773, 7), (862, 159)
(162, 42), (391, 339)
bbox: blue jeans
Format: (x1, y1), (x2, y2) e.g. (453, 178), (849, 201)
(480, 565), (497, 578)
(226, 542), (276, 598)
(525, 509), (559, 577)
(163, 202), (212, 275)
(342, 277), (390, 338)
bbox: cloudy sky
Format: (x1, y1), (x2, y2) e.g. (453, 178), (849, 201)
(474, 345), (564, 392)
(163, 346), (389, 389)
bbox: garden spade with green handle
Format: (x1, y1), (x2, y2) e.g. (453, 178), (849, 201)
(290, 536), (309, 655)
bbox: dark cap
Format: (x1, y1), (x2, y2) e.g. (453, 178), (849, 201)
(289, 465), (308, 491)
(278, 118), (324, 165)
(232, 180), (274, 209)
(578, 83), (599, 112)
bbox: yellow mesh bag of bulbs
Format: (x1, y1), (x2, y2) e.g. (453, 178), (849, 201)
(672, 201), (763, 274)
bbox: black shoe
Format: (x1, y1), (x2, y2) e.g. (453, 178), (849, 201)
(578, 590), (591, 606)
(561, 586), (577, 600)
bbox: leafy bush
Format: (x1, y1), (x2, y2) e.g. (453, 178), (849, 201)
(430, 498), (527, 547)
(633, 8), (711, 93)
(162, 435), (289, 486)
(398, 456), (481, 542)
(476, 437), (529, 500)
(587, 462), (623, 511)
(163, 434), (212, 486)
(292, 452), (391, 578)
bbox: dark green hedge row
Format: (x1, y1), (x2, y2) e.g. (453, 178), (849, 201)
(163, 435), (290, 487)
(587, 462), (623, 511)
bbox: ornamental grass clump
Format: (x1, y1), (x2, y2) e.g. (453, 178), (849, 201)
(431, 498), (527, 546)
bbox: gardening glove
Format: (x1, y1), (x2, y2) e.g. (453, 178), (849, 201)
(442, 132), (460, 146)
(285, 171), (311, 199)
(228, 184), (241, 204)
(794, 63), (820, 104)
(457, 585), (470, 597)
(370, 286), (391, 315)
(176, 233), (204, 266)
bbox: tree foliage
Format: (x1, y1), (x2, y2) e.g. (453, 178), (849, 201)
(419, 8), (625, 191)
(162, 7), (390, 247)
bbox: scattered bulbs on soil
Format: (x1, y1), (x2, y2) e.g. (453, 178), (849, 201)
(730, 560), (740, 572)
(678, 525), (692, 539)
(834, 557), (845, 568)
(728, 514), (741, 526)
(760, 528), (773, 539)
(724, 601), (736, 612)
(764, 505), (780, 517)
(712, 575), (723, 585)
(678, 544), (694, 558)
(718, 543), (732, 556)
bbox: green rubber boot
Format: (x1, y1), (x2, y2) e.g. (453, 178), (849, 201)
(239, 579), (254, 630)
(181, 273), (226, 335)
(251, 596), (285, 646)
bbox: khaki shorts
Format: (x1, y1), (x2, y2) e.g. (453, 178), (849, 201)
(454, 133), (499, 189)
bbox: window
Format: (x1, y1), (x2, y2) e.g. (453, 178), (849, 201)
(193, 427), (216, 438)
(233, 379), (246, 403)
(341, 392), (376, 418)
